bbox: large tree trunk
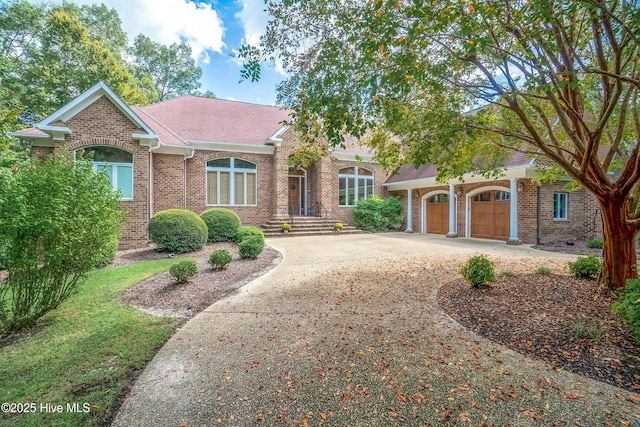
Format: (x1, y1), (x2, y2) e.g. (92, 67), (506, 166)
(598, 198), (638, 290)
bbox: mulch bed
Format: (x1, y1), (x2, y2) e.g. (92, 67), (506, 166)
(437, 273), (640, 393)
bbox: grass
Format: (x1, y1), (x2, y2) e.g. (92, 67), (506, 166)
(0, 259), (187, 427)
(571, 319), (606, 343)
(534, 266), (553, 275)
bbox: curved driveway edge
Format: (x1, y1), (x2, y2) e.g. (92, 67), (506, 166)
(113, 233), (639, 426)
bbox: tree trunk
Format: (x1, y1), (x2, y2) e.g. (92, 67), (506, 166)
(598, 198), (638, 290)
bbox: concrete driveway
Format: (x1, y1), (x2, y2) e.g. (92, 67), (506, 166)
(112, 233), (639, 426)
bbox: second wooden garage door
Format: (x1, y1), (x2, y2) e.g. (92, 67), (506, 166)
(471, 190), (510, 240)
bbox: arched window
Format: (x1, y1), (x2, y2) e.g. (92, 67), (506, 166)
(207, 158), (257, 206)
(76, 146), (133, 199)
(338, 166), (374, 206)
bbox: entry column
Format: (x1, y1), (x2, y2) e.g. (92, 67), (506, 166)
(446, 183), (457, 238)
(405, 188), (413, 232)
(507, 178), (521, 245)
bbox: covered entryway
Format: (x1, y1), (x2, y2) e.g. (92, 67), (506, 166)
(470, 190), (510, 240)
(425, 193), (450, 234)
(288, 167), (307, 215)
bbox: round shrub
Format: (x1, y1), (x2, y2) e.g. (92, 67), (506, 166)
(148, 209), (207, 253)
(201, 208), (242, 242)
(568, 254), (601, 279)
(169, 260), (198, 284)
(460, 255), (495, 288)
(235, 226), (265, 259)
(209, 249), (232, 270)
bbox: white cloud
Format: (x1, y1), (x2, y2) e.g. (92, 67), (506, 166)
(70, 0), (225, 63)
(235, 0), (268, 46)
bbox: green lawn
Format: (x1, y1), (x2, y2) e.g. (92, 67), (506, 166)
(0, 259), (186, 426)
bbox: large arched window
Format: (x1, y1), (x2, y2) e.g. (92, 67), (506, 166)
(206, 158), (257, 206)
(76, 146), (133, 199)
(338, 166), (374, 206)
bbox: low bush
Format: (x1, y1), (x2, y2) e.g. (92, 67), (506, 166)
(500, 269), (515, 276)
(235, 226), (265, 259)
(571, 320), (606, 343)
(568, 254), (601, 279)
(209, 249), (232, 270)
(353, 196), (403, 232)
(201, 208), (242, 242)
(94, 234), (119, 268)
(587, 238), (604, 249)
(460, 255), (495, 288)
(534, 266), (552, 275)
(169, 260), (198, 284)
(148, 209), (208, 253)
(612, 278), (640, 343)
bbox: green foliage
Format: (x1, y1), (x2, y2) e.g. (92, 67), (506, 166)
(612, 278), (640, 344)
(0, 260), (182, 427)
(132, 34), (202, 102)
(148, 209), (207, 254)
(169, 260), (198, 284)
(460, 255), (495, 288)
(281, 223), (291, 231)
(499, 269), (515, 276)
(571, 320), (606, 343)
(209, 249), (232, 271)
(568, 254), (602, 279)
(0, 151), (126, 332)
(534, 267), (552, 275)
(587, 238), (604, 249)
(353, 196), (403, 232)
(200, 208), (242, 243)
(235, 226), (265, 259)
(93, 233), (119, 268)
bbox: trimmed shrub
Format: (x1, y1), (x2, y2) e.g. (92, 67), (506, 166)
(235, 226), (265, 259)
(353, 195), (403, 232)
(148, 209), (207, 253)
(201, 208), (242, 242)
(169, 260), (199, 284)
(612, 278), (640, 343)
(460, 255), (495, 288)
(209, 249), (232, 270)
(586, 238), (604, 249)
(568, 254), (601, 279)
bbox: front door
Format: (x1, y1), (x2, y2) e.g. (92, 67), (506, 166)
(288, 170), (307, 215)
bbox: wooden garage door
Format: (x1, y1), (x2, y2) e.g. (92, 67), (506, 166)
(471, 190), (510, 240)
(426, 194), (449, 234)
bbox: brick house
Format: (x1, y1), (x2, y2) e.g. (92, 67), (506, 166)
(13, 82), (386, 249)
(384, 153), (604, 244)
(14, 81), (603, 248)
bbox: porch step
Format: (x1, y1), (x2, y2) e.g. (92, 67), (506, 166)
(261, 216), (361, 238)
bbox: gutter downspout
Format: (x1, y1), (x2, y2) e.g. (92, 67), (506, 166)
(536, 184), (541, 244)
(148, 140), (162, 222)
(184, 147), (195, 210)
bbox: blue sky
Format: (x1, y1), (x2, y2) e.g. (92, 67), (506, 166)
(65, 0), (285, 105)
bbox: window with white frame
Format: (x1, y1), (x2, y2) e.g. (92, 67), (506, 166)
(553, 192), (568, 220)
(338, 166), (374, 206)
(206, 158), (257, 206)
(76, 146), (133, 199)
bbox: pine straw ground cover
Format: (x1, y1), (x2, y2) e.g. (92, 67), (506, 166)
(437, 273), (640, 393)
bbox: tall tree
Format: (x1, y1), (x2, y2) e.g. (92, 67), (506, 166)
(132, 34), (202, 102)
(243, 0), (640, 290)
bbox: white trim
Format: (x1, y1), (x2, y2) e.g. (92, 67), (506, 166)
(420, 190), (455, 234)
(38, 81), (157, 139)
(267, 125), (290, 144)
(188, 140), (275, 155)
(383, 165), (537, 191)
(553, 192), (569, 220)
(465, 185), (510, 238)
(332, 151), (377, 162)
(288, 167), (308, 215)
(338, 166), (375, 207)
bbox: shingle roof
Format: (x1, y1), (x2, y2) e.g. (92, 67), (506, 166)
(137, 96), (292, 146)
(384, 149), (533, 184)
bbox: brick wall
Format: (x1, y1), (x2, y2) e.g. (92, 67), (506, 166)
(184, 149), (275, 227)
(152, 153), (185, 213)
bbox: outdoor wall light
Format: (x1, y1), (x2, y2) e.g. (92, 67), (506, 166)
(517, 181), (524, 192)
(456, 187), (463, 196)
